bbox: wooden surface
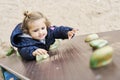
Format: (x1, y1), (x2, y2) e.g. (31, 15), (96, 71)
(0, 30), (120, 80)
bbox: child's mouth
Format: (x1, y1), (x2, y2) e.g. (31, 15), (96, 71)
(39, 34), (46, 39)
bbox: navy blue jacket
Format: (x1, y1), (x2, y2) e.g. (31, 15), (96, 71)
(10, 23), (73, 60)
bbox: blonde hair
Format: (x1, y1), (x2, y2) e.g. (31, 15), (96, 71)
(21, 11), (51, 34)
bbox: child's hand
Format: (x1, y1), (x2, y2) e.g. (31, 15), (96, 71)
(68, 29), (78, 39)
(32, 48), (48, 56)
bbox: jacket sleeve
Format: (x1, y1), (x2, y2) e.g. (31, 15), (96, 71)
(18, 46), (38, 61)
(52, 26), (73, 39)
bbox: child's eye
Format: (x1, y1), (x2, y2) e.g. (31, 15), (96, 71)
(41, 27), (45, 30)
(33, 29), (39, 32)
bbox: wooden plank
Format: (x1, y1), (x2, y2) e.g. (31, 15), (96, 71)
(0, 30), (120, 80)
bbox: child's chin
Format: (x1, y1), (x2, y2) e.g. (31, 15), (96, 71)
(39, 37), (45, 40)
(40, 38), (45, 40)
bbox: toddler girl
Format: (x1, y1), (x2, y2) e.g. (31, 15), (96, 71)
(10, 11), (78, 60)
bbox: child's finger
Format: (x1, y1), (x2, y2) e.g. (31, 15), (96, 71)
(68, 29), (78, 40)
(68, 33), (74, 40)
(38, 49), (47, 55)
(68, 36), (71, 40)
(41, 49), (48, 55)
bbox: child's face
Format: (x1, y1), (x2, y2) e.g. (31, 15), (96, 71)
(28, 18), (47, 40)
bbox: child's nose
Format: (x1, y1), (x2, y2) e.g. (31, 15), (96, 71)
(39, 31), (43, 34)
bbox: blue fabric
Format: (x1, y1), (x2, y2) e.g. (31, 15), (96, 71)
(10, 23), (73, 61)
(4, 71), (19, 80)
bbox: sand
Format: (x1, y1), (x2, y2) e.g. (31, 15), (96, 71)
(0, 0), (120, 78)
(0, 0), (120, 43)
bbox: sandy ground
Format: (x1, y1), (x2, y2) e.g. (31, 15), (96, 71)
(0, 0), (120, 78)
(0, 0), (120, 43)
